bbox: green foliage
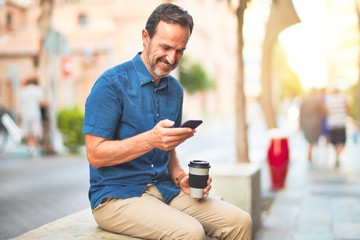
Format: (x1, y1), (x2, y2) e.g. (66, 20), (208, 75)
(279, 66), (304, 99)
(274, 42), (304, 99)
(179, 56), (215, 94)
(57, 106), (85, 153)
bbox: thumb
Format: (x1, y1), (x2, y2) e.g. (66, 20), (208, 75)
(158, 119), (175, 128)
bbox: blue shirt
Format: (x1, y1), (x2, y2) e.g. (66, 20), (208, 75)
(82, 53), (183, 209)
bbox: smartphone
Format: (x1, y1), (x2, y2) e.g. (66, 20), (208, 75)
(180, 120), (203, 129)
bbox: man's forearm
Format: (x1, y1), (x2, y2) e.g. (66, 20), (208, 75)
(86, 131), (154, 168)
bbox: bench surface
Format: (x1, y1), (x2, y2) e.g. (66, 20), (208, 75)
(11, 208), (139, 240)
(12, 208), (216, 240)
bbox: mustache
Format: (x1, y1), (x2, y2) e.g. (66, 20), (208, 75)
(159, 57), (176, 67)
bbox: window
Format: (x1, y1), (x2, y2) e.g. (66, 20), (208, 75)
(6, 12), (12, 30)
(78, 13), (88, 26)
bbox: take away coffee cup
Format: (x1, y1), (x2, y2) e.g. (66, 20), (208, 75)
(188, 160), (211, 198)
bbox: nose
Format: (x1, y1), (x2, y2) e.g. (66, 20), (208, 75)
(166, 51), (176, 65)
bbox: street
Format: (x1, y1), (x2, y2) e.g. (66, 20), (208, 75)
(0, 155), (89, 239)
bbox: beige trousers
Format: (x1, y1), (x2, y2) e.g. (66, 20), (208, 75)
(93, 185), (252, 240)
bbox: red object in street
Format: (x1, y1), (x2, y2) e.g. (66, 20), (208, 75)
(267, 136), (289, 191)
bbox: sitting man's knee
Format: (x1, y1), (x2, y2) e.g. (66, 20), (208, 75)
(232, 211), (253, 239)
(178, 222), (205, 240)
(189, 226), (206, 239)
(242, 211), (253, 229)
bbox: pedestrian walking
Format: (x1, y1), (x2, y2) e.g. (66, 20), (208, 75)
(299, 88), (326, 161)
(82, 3), (252, 239)
(19, 76), (45, 157)
(325, 87), (350, 167)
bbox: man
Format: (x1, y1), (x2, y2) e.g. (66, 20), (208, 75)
(20, 76), (45, 156)
(83, 3), (252, 239)
(299, 88), (326, 161)
(325, 88), (349, 167)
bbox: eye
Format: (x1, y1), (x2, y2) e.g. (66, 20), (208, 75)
(162, 45), (171, 51)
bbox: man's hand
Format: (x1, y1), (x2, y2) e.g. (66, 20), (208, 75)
(179, 176), (212, 199)
(146, 119), (195, 151)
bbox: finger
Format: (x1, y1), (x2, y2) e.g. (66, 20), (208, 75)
(162, 134), (194, 149)
(167, 127), (195, 137)
(203, 184), (211, 194)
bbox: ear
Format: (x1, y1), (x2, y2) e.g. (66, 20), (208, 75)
(142, 29), (150, 46)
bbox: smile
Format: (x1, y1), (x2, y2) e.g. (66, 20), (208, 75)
(158, 59), (173, 70)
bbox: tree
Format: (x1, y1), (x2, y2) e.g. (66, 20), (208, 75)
(38, 0), (63, 154)
(260, 0), (300, 129)
(57, 106), (85, 153)
(354, 0), (360, 121)
(179, 56), (215, 95)
(226, 0), (251, 162)
(38, 0), (54, 58)
(37, 0), (55, 153)
(226, 0), (300, 162)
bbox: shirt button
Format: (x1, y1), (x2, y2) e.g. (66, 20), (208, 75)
(151, 164), (154, 168)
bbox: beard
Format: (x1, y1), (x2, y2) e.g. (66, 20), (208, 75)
(149, 56), (178, 79)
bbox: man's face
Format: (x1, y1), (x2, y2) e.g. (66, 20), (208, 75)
(141, 21), (191, 82)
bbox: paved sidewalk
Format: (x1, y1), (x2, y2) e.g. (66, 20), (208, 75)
(0, 154), (89, 240)
(255, 124), (360, 240)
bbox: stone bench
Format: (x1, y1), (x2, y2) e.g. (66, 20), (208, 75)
(12, 163), (261, 239)
(11, 208), (218, 240)
(11, 208), (139, 240)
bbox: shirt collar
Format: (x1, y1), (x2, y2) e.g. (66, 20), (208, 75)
(132, 52), (169, 89)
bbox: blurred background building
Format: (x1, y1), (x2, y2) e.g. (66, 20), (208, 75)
(0, 0), (239, 121)
(0, 0), (359, 149)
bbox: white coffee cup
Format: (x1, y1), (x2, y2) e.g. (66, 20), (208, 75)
(188, 160), (211, 198)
